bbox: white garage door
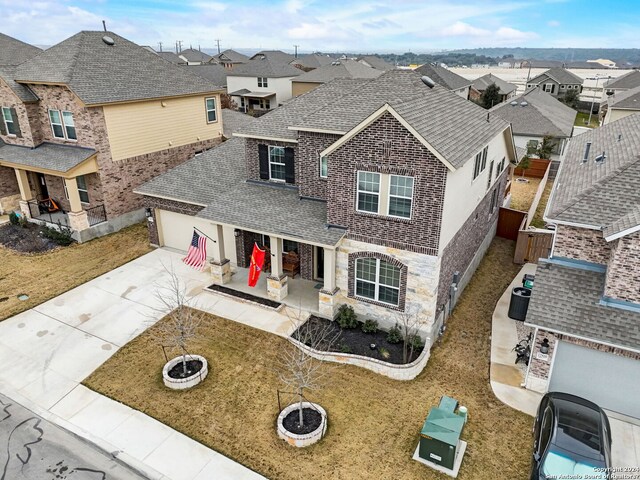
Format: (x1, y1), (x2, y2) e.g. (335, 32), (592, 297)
(156, 209), (237, 265)
(549, 341), (640, 419)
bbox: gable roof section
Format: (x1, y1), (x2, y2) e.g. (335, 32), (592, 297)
(546, 113), (640, 231)
(157, 51), (186, 64)
(0, 65), (38, 102)
(217, 49), (249, 63)
(604, 70), (640, 90)
(291, 53), (334, 69)
(221, 109), (255, 138)
(293, 59), (382, 83)
(528, 67), (583, 85)
(228, 56), (302, 78)
(14, 31), (223, 105)
(471, 73), (516, 95)
(185, 64), (228, 88)
(413, 63), (471, 91)
(250, 50), (295, 64)
(358, 56), (394, 71)
(490, 88), (576, 138)
(0, 141), (96, 174)
(179, 48), (213, 63)
(0, 32), (42, 66)
(608, 85), (640, 110)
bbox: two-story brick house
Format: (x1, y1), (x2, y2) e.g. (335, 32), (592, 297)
(0, 31), (224, 241)
(137, 70), (517, 352)
(525, 113), (640, 419)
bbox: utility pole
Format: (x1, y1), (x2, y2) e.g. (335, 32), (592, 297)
(102, 20), (107, 32)
(158, 41), (163, 52)
(215, 39), (221, 54)
(176, 40), (183, 53)
(293, 44), (299, 58)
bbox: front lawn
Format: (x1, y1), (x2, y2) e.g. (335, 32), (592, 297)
(0, 222), (152, 321)
(84, 238), (532, 480)
(575, 112), (599, 128)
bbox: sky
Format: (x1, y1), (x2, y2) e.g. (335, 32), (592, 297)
(2, 0), (640, 53)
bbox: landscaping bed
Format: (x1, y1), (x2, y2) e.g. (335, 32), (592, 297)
(294, 315), (422, 364)
(0, 223), (59, 253)
(207, 283), (281, 308)
(282, 408), (322, 435)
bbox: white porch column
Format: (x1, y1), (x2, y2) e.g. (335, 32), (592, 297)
(267, 235), (288, 301)
(63, 177), (90, 231)
(15, 169), (33, 218)
(210, 224), (231, 284)
(319, 247), (339, 319)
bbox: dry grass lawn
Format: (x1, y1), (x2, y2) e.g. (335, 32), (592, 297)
(0, 222), (152, 321)
(84, 238), (531, 480)
(510, 176), (541, 212)
(530, 181), (555, 229)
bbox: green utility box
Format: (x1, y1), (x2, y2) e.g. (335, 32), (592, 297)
(418, 396), (466, 470)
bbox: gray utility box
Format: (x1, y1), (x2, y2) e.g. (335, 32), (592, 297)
(418, 396), (466, 470)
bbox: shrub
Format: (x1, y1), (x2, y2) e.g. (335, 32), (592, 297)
(361, 319), (379, 333)
(386, 324), (403, 344)
(339, 344), (352, 354)
(336, 304), (357, 329)
(18, 215), (29, 228)
(9, 211), (19, 225)
(409, 334), (425, 350)
(378, 346), (391, 359)
(41, 222), (74, 246)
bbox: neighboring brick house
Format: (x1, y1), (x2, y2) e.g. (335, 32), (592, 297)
(413, 63), (471, 99)
(469, 73), (517, 105)
(526, 67), (583, 98)
(524, 113), (640, 419)
(136, 70), (517, 355)
(0, 31), (224, 241)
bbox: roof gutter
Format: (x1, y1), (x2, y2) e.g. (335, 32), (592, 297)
(232, 133), (298, 144)
(604, 224), (640, 242)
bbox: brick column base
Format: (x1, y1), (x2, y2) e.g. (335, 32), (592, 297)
(210, 259), (231, 285)
(319, 288), (340, 319)
(19, 200), (32, 219)
(267, 275), (288, 301)
(68, 211), (90, 231)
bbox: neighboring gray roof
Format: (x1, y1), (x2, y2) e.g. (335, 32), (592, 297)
(0, 65), (38, 102)
(217, 49), (249, 64)
(157, 51), (186, 64)
(250, 50), (296, 64)
(413, 63), (471, 91)
(229, 88), (251, 96)
(185, 64), (228, 88)
(0, 32), (42, 66)
(566, 61), (602, 69)
(471, 73), (516, 96)
(490, 88), (576, 138)
(0, 142), (96, 173)
(229, 56), (302, 78)
(136, 138), (345, 246)
(526, 259), (640, 351)
(546, 113), (640, 229)
(524, 60), (564, 69)
(293, 59), (382, 83)
(608, 85), (640, 110)
(528, 67), (583, 85)
(358, 56), (394, 71)
(221, 109), (255, 138)
(604, 70), (640, 90)
(179, 48), (213, 63)
(291, 53), (334, 69)
(14, 31), (223, 105)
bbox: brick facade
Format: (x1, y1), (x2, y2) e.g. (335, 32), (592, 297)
(244, 138), (298, 184)
(144, 196), (204, 246)
(347, 250), (408, 311)
(297, 131), (340, 200)
(0, 81), (37, 147)
(299, 242), (314, 280)
(553, 224), (611, 264)
(604, 231), (640, 303)
(0, 166), (19, 197)
(327, 112), (448, 252)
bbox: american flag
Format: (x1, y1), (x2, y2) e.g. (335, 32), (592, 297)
(183, 230), (207, 270)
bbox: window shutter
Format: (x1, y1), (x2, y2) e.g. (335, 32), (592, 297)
(0, 110), (6, 136)
(284, 147), (295, 184)
(10, 108), (21, 138)
(258, 144), (269, 180)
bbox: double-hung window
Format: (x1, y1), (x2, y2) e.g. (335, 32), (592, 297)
(473, 146), (488, 180)
(64, 175), (90, 204)
(388, 175), (414, 218)
(257, 77), (268, 88)
(355, 257), (401, 306)
(49, 109), (77, 140)
(62, 111), (76, 139)
(1, 107), (16, 135)
(319, 155), (328, 178)
(269, 146), (286, 181)
(205, 97), (217, 122)
(356, 171), (380, 213)
(356, 171), (414, 219)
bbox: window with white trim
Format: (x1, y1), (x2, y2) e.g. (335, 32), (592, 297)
(259, 98), (270, 109)
(543, 83), (555, 93)
(355, 257), (401, 306)
(62, 111), (76, 140)
(319, 155), (328, 178)
(269, 146), (286, 181)
(486, 160), (494, 190)
(388, 175), (414, 219)
(48, 109), (76, 140)
(356, 171), (380, 213)
(1, 107), (16, 135)
(473, 146), (488, 180)
(77, 175), (89, 203)
(205, 97), (217, 123)
(257, 77), (268, 87)
(356, 171), (414, 219)
(496, 157), (505, 179)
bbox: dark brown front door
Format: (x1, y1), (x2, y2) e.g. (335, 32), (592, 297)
(315, 246), (324, 280)
(36, 173), (49, 199)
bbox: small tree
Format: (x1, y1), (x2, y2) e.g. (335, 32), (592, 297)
(395, 304), (427, 363)
(220, 92), (237, 110)
(150, 266), (204, 377)
(561, 89), (579, 109)
(481, 83), (501, 109)
(536, 135), (555, 160)
(517, 155), (531, 178)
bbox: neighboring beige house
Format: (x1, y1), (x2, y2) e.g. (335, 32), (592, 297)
(291, 59), (382, 97)
(587, 58), (616, 68)
(413, 63), (471, 99)
(526, 67), (583, 98)
(525, 113), (640, 420)
(469, 73), (517, 105)
(0, 31), (224, 241)
(602, 85), (640, 124)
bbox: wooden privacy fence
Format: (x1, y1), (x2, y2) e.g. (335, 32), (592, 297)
(497, 207), (527, 241)
(525, 161), (552, 228)
(514, 158), (551, 178)
(514, 228), (554, 264)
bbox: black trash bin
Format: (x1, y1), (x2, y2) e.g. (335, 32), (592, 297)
(508, 287), (531, 321)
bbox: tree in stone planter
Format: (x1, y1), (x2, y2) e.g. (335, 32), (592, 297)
(395, 304), (427, 364)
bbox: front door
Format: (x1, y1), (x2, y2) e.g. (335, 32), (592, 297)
(36, 173), (49, 199)
(315, 246), (324, 280)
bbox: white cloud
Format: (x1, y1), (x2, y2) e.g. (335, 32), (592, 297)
(495, 26), (538, 41)
(440, 21), (490, 37)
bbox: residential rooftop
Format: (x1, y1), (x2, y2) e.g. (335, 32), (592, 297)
(221, 109), (256, 139)
(0, 65), (38, 102)
(250, 50), (296, 64)
(607, 85), (640, 110)
(528, 67), (583, 85)
(291, 53), (335, 70)
(0, 32), (42, 66)
(357, 55), (394, 71)
(179, 48), (213, 63)
(156, 51), (186, 65)
(216, 49), (249, 64)
(293, 59), (382, 83)
(413, 63), (471, 91)
(471, 73), (516, 95)
(185, 64), (228, 88)
(0, 141), (96, 173)
(604, 70), (640, 90)
(228, 55), (302, 78)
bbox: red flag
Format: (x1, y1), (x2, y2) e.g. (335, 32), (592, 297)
(248, 243), (266, 287)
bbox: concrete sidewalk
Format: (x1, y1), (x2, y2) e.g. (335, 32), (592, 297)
(0, 248), (285, 480)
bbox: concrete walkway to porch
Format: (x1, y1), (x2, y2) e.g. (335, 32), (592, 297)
(0, 247), (313, 480)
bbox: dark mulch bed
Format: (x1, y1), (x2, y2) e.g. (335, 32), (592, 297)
(0, 223), (59, 253)
(207, 283), (281, 308)
(167, 359), (204, 379)
(282, 407), (322, 435)
(293, 315), (423, 365)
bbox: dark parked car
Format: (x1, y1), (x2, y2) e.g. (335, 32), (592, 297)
(530, 392), (612, 480)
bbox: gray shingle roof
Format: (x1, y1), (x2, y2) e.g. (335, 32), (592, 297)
(135, 138), (345, 246)
(185, 64), (228, 88)
(358, 56), (394, 71)
(603, 205), (640, 239)
(608, 85), (640, 110)
(217, 49), (249, 64)
(490, 88), (576, 137)
(0, 32), (41, 66)
(293, 59), (382, 83)
(0, 142), (96, 173)
(471, 73), (516, 96)
(221, 109), (255, 138)
(525, 259), (640, 351)
(413, 64), (471, 91)
(14, 31), (223, 105)
(291, 53), (334, 69)
(229, 56), (302, 78)
(0, 65), (38, 102)
(156, 51), (186, 65)
(528, 67), (583, 86)
(179, 49), (213, 63)
(250, 50), (296, 64)
(546, 113), (640, 229)
(604, 70), (640, 90)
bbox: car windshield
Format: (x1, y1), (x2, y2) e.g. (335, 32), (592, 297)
(555, 419), (602, 460)
(542, 449), (606, 479)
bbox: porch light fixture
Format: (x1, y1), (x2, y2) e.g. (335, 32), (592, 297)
(234, 229), (241, 237)
(540, 338), (550, 355)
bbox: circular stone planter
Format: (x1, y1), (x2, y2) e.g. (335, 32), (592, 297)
(277, 402), (327, 447)
(162, 354), (208, 390)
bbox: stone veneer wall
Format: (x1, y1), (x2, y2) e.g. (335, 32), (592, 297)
(334, 237), (440, 336)
(144, 196), (204, 246)
(244, 138), (298, 184)
(326, 112), (447, 254)
(553, 224), (611, 264)
(0, 166), (19, 198)
(297, 131), (340, 200)
(604, 231), (640, 303)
